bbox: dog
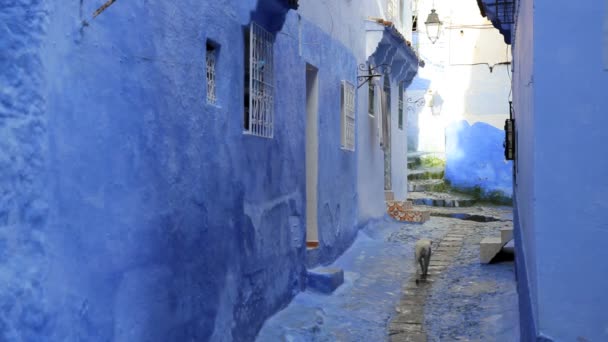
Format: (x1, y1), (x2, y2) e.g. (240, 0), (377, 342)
(415, 238), (432, 283)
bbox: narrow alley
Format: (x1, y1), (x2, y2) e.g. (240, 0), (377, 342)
(257, 210), (519, 341)
(257, 154), (518, 341)
(3, 0), (608, 341)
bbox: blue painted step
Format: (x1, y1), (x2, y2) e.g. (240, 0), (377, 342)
(307, 268), (344, 294)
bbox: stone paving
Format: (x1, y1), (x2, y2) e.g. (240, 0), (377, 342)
(389, 223), (469, 341)
(256, 207), (518, 342)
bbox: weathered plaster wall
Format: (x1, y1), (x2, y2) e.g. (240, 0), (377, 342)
(0, 1), (50, 340)
(445, 121), (512, 197)
(299, 19), (359, 264)
(300, 0), (416, 221)
(1, 1), (361, 340)
(42, 1), (305, 341)
(511, 0), (538, 339)
(531, 0), (608, 340)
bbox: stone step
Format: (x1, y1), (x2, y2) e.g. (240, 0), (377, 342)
(408, 179), (445, 192)
(389, 209), (430, 223)
(306, 245), (321, 269)
(410, 197), (476, 207)
(480, 237), (505, 263)
(387, 200), (414, 213)
(386, 200), (430, 223)
(307, 267), (344, 294)
(500, 227), (514, 245)
(407, 167), (444, 181)
(407, 191), (476, 208)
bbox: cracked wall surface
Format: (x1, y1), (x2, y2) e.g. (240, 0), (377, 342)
(1, 1), (364, 340)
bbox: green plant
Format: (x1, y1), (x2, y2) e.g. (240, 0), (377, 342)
(420, 156), (446, 168)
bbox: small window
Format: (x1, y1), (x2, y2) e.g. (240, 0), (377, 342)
(206, 41), (217, 105)
(341, 81), (356, 151)
(412, 15), (418, 32)
(368, 67), (375, 117)
(244, 22), (274, 138)
(398, 82), (404, 130)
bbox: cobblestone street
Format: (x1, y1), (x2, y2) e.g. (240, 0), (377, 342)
(257, 205), (519, 341)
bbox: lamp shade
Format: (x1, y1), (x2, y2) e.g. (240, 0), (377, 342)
(424, 9), (443, 44)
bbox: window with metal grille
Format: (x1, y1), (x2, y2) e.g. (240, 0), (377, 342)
(206, 41), (217, 105)
(341, 81), (356, 151)
(244, 22), (274, 138)
(398, 82), (404, 130)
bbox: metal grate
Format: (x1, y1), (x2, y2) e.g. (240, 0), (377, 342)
(206, 44), (217, 105)
(341, 81), (356, 151)
(246, 22), (274, 138)
(486, 0), (515, 24)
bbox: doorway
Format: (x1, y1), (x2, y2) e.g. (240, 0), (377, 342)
(305, 64), (319, 248)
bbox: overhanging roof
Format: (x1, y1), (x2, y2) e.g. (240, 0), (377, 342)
(251, 0), (298, 33)
(366, 20), (421, 88)
(476, 0), (514, 44)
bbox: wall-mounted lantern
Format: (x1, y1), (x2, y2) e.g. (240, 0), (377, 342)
(424, 8), (443, 44)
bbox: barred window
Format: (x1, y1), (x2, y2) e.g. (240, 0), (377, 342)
(206, 41), (217, 105)
(341, 81), (356, 151)
(244, 22), (274, 138)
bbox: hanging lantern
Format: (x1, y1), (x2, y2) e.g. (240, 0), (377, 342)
(424, 8), (443, 44)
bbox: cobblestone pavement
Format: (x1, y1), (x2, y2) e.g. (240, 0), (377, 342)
(424, 216), (519, 342)
(256, 206), (518, 342)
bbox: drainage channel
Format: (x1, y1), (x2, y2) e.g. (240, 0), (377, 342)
(433, 213), (503, 222)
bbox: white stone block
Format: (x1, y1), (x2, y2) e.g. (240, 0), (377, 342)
(480, 237), (503, 264)
(500, 227), (513, 245)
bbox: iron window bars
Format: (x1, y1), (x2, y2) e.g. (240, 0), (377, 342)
(245, 22), (275, 138)
(341, 81), (356, 151)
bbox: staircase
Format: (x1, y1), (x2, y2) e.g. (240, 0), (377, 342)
(406, 152), (476, 208)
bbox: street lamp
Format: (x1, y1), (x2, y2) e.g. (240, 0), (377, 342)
(424, 8), (443, 44)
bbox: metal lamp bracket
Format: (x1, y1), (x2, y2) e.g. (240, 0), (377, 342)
(357, 63), (391, 89)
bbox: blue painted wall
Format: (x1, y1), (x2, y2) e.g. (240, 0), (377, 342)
(445, 120), (513, 197)
(299, 19), (359, 264)
(1, 1), (359, 340)
(0, 1), (50, 340)
(512, 0), (538, 339)
(513, 0), (608, 340)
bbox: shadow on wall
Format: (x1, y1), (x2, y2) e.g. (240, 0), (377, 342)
(406, 77), (431, 152)
(445, 120), (512, 199)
